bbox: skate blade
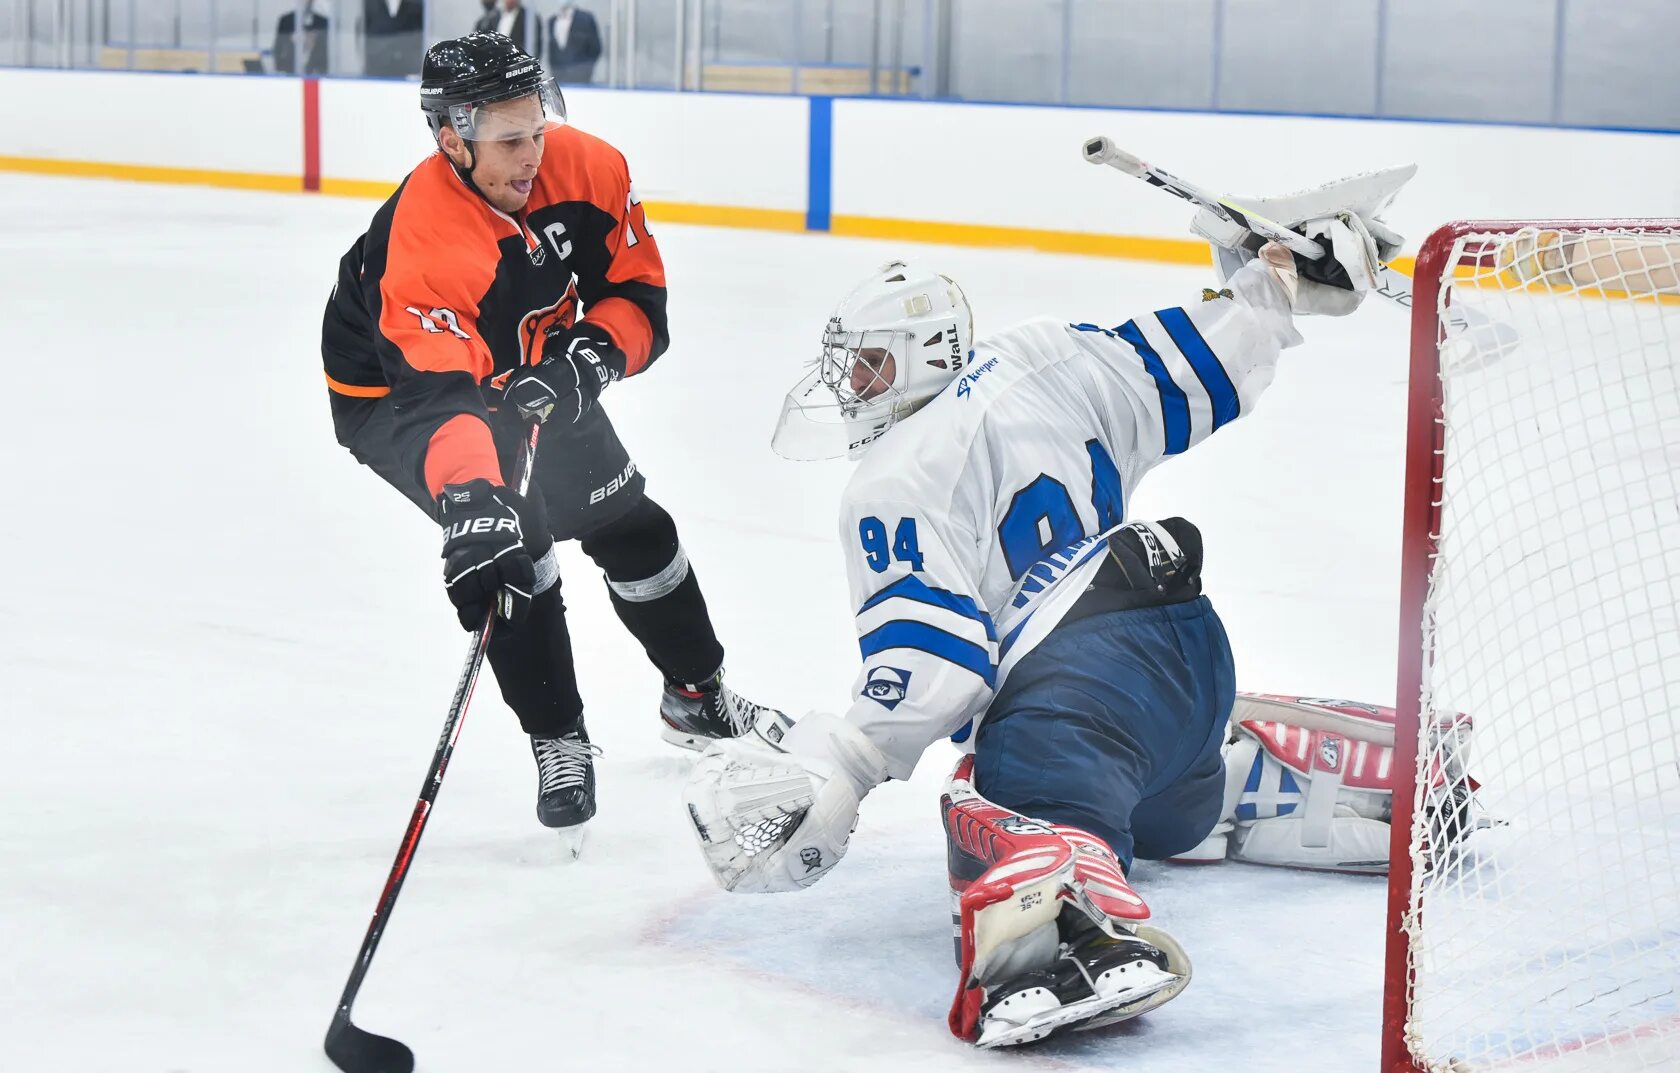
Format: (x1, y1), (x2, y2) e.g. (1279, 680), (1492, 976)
(975, 963), (1180, 1049)
(553, 824), (588, 862)
(659, 724), (709, 752)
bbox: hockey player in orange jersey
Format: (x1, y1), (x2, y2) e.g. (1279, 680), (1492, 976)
(320, 33), (783, 840)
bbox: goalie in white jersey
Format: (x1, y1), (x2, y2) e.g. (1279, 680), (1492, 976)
(684, 206), (1397, 1047)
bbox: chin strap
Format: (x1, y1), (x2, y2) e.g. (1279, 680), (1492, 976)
(444, 142), (487, 201)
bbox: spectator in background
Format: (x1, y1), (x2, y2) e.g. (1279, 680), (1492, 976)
(493, 0), (538, 58)
(473, 0), (497, 34)
(274, 1), (330, 75)
(364, 0), (424, 78)
(548, 3), (602, 85)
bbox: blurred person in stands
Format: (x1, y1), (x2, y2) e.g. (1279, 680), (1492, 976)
(364, 0), (424, 78)
(491, 0), (539, 57)
(274, 1), (329, 76)
(548, 3), (602, 85)
(473, 0), (498, 34)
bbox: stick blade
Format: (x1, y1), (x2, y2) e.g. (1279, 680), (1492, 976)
(325, 1014), (415, 1073)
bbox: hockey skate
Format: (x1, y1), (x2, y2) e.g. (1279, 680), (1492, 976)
(974, 916), (1192, 1049)
(531, 729), (601, 859)
(658, 670), (790, 751)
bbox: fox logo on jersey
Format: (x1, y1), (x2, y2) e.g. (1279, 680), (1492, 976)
(862, 666), (912, 710)
(507, 283), (582, 386)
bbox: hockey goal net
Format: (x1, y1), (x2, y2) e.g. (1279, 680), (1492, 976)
(1384, 221), (1680, 1073)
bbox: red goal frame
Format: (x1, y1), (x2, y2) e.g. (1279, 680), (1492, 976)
(1382, 218), (1680, 1073)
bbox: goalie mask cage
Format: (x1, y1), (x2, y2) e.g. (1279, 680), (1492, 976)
(1383, 220), (1680, 1073)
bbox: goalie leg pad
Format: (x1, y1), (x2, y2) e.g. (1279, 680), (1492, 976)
(942, 757), (1161, 1043)
(1196, 693), (1490, 874)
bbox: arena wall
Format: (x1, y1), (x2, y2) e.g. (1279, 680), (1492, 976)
(3, 69), (1676, 262)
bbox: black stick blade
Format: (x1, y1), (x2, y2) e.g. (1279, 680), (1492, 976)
(325, 1013), (415, 1073)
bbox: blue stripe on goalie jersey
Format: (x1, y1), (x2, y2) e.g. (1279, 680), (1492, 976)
(858, 575), (998, 643)
(857, 620), (997, 688)
(1155, 307), (1239, 431)
(1081, 320), (1190, 455)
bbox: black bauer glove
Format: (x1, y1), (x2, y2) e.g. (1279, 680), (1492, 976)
(438, 479), (536, 630)
(505, 323), (627, 424)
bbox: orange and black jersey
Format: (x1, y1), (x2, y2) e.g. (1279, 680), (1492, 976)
(321, 124), (667, 500)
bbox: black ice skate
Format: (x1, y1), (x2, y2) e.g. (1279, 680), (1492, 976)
(658, 671), (790, 751)
(531, 729), (601, 830)
(975, 923), (1191, 1049)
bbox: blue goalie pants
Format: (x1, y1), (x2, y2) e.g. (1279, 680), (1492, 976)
(973, 597), (1236, 871)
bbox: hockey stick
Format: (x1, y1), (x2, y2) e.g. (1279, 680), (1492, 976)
(1081, 136), (1422, 311)
(323, 420), (542, 1073)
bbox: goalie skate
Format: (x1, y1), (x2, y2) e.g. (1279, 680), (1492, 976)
(975, 924), (1192, 1049)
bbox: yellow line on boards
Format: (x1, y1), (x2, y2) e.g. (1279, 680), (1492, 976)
(643, 201), (808, 233)
(0, 155), (300, 193)
(317, 176), (399, 199)
(0, 154), (1420, 275)
(832, 213), (1212, 263)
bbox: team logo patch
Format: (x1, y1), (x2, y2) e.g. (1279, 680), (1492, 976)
(799, 846), (824, 873)
(1318, 735), (1343, 773)
(862, 666), (911, 710)
(997, 816), (1056, 837)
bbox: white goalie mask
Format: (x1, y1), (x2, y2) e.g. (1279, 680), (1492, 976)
(771, 260), (975, 460)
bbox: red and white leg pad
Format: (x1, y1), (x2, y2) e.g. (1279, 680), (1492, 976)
(941, 756), (1169, 1043)
(1172, 693), (1490, 873)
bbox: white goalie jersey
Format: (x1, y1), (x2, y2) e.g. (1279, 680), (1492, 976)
(836, 259), (1304, 778)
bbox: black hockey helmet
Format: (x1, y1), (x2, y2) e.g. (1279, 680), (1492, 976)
(420, 32), (567, 142)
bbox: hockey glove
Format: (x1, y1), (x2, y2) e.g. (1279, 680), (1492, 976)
(505, 323), (626, 424)
(438, 479), (536, 630)
(682, 712), (888, 893)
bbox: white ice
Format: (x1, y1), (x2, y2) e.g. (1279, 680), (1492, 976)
(3, 173), (1429, 1073)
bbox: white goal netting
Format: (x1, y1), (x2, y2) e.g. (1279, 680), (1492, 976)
(1398, 225), (1680, 1072)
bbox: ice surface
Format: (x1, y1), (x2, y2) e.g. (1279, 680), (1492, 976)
(0, 174), (1422, 1072)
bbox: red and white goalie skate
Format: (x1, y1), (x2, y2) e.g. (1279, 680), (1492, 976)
(941, 756), (1192, 1048)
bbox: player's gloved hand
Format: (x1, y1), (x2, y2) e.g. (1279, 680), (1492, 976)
(504, 323), (626, 424)
(682, 712), (889, 893)
(438, 478), (536, 630)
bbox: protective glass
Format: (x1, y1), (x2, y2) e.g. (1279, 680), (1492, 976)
(445, 78), (568, 142)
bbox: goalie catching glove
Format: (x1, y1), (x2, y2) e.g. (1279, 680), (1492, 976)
(682, 711), (888, 893)
(1195, 167), (1412, 316)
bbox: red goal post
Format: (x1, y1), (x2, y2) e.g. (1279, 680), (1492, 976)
(1383, 220), (1680, 1073)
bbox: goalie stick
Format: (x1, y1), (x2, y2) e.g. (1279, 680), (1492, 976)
(1081, 136), (1489, 332)
(323, 420), (542, 1073)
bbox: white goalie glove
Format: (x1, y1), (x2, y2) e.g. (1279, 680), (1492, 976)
(682, 712), (890, 893)
(1195, 167), (1413, 316)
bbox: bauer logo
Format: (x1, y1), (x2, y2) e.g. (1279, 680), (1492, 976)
(862, 666), (911, 710)
(588, 459), (637, 505)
